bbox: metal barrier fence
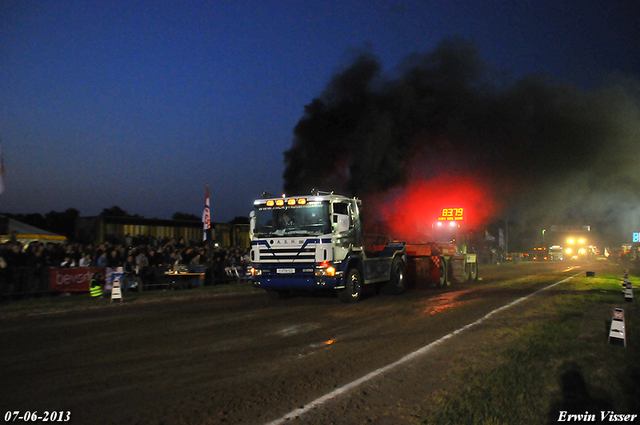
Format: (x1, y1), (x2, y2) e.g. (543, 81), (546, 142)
(0, 267), (50, 298)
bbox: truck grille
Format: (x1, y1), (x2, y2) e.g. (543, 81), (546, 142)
(258, 247), (315, 263)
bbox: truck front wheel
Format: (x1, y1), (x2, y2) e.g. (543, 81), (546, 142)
(338, 268), (362, 303)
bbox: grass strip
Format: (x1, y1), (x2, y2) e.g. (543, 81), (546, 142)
(424, 273), (640, 425)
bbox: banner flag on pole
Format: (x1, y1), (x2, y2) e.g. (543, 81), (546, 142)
(202, 185), (210, 241)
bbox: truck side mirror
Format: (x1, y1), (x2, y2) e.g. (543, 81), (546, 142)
(333, 214), (349, 233)
(249, 211), (256, 238)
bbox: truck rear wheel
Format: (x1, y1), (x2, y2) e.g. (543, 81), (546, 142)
(380, 256), (405, 295)
(338, 268), (362, 303)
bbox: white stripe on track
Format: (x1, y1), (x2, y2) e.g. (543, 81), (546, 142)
(264, 272), (581, 425)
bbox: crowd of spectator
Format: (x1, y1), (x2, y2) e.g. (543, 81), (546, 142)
(0, 233), (250, 293)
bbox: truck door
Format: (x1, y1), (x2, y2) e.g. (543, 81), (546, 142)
(349, 200), (363, 247)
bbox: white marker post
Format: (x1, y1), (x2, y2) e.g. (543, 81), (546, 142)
(111, 275), (123, 303)
(608, 308), (626, 347)
(625, 281), (633, 302)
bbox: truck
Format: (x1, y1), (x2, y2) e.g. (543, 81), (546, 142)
(248, 190), (479, 303)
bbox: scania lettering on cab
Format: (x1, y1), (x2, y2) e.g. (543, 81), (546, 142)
(249, 190), (479, 303)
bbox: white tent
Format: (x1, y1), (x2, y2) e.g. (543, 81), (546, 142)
(0, 215), (67, 245)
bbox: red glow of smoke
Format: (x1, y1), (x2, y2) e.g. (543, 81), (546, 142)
(367, 174), (500, 243)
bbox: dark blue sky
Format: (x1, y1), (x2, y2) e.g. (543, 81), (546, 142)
(1, 0), (638, 222)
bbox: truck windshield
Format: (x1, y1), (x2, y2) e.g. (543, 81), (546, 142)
(254, 202), (331, 237)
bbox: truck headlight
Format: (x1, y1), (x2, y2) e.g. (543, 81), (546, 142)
(315, 261), (336, 277)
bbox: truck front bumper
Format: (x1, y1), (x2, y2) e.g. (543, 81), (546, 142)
(250, 264), (342, 291)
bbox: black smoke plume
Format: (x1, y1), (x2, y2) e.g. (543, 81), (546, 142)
(283, 37), (640, 247)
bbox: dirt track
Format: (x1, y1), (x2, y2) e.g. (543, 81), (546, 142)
(0, 262), (605, 424)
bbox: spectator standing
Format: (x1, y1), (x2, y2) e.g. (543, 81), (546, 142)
(90, 272), (104, 298)
(136, 251), (152, 290)
(96, 252), (109, 267)
(108, 249), (121, 267)
(5, 243), (26, 268)
(79, 253), (92, 267)
(44, 243), (61, 267)
(0, 250), (8, 287)
(189, 253), (202, 265)
(153, 247), (165, 268)
(122, 255), (137, 292)
(60, 256), (76, 268)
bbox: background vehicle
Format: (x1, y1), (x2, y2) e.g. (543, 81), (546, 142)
(548, 245), (564, 260)
(531, 247), (548, 260)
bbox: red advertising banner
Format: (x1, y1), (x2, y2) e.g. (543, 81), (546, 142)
(49, 267), (106, 292)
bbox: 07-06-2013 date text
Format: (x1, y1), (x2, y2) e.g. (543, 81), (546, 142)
(4, 411), (71, 422)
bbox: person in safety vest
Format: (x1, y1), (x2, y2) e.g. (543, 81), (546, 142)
(90, 272), (104, 298)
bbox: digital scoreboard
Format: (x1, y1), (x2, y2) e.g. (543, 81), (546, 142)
(438, 208), (465, 221)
